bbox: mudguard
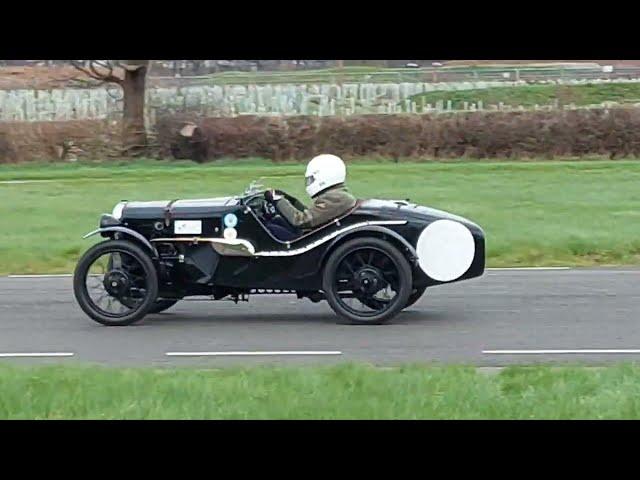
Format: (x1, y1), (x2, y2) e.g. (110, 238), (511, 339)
(83, 226), (158, 257)
(319, 225), (418, 266)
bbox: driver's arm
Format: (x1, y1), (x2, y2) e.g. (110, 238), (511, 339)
(283, 193), (307, 212)
(274, 196), (333, 229)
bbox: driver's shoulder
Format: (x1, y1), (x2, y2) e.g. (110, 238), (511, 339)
(320, 187), (356, 203)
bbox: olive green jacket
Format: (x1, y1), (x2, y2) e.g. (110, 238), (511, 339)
(275, 184), (357, 230)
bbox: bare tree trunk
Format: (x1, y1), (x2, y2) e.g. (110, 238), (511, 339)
(69, 59), (150, 157)
(336, 60), (344, 86)
(121, 60), (149, 155)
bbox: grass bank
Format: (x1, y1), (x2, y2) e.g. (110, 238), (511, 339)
(1, 158), (639, 274)
(409, 82), (640, 109)
(2, 363), (640, 419)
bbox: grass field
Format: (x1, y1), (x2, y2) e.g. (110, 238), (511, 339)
(409, 82), (640, 109)
(154, 64), (609, 86)
(1, 158), (640, 274)
(2, 363), (640, 419)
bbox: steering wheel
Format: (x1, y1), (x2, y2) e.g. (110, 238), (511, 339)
(263, 199), (277, 220)
(244, 191), (281, 221)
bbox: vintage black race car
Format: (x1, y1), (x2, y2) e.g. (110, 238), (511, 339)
(73, 182), (485, 326)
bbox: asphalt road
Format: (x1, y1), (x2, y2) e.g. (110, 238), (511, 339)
(0, 268), (638, 367)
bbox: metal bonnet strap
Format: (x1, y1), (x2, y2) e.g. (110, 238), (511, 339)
(164, 199), (180, 227)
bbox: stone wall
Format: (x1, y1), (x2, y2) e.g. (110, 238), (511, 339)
(0, 89), (117, 122)
(147, 80), (523, 118)
(3, 78), (640, 123)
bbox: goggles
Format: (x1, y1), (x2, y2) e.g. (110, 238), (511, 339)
(305, 175), (315, 187)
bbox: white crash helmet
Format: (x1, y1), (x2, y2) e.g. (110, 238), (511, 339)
(305, 154), (347, 198)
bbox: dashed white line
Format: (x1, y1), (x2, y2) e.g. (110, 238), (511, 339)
(0, 352), (75, 358)
(166, 351), (343, 357)
(483, 349), (640, 355)
(7, 274), (72, 278)
(0, 180), (55, 184)
(486, 267), (570, 271)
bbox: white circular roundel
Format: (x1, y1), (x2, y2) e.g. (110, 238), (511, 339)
(416, 219), (475, 282)
(223, 227), (238, 240)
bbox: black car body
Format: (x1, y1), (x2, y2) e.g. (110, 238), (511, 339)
(74, 186), (485, 326)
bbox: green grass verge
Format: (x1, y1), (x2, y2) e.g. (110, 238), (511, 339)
(157, 65), (604, 86)
(2, 363), (640, 419)
(180, 66), (420, 85)
(408, 82), (640, 109)
(1, 158), (640, 274)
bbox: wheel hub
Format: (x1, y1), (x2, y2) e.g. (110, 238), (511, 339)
(103, 269), (130, 297)
(354, 268), (386, 295)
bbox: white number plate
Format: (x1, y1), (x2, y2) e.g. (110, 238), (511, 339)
(174, 220), (202, 234)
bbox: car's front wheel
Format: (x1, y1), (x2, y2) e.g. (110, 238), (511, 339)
(322, 237), (412, 325)
(73, 239), (159, 326)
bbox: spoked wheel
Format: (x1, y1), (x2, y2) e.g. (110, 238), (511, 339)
(361, 285), (426, 311)
(322, 237), (412, 325)
(106, 256), (177, 314)
(73, 240), (158, 326)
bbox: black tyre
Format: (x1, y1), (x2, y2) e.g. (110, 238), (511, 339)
(359, 285), (427, 311)
(404, 286), (427, 309)
(148, 299), (178, 314)
(73, 239), (159, 326)
(322, 237), (412, 325)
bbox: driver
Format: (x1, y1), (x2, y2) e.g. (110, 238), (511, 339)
(264, 154), (357, 240)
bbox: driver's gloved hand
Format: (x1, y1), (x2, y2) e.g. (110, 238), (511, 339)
(265, 189), (282, 203)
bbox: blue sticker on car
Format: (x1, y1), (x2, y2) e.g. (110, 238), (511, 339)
(223, 213), (238, 228)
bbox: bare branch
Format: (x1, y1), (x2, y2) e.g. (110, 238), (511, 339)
(70, 60), (122, 85)
(89, 62), (113, 81)
(93, 60), (113, 69)
(70, 60), (103, 81)
(68, 76), (106, 89)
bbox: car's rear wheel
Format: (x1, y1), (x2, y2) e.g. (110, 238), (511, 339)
(322, 237), (412, 325)
(359, 285), (427, 311)
(73, 239), (158, 326)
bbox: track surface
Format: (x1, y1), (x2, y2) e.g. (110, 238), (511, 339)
(0, 269), (638, 367)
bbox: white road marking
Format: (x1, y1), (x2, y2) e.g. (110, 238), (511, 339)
(483, 349), (640, 355)
(0, 352), (75, 358)
(476, 367), (505, 375)
(166, 351), (343, 357)
(8, 274), (72, 278)
(0, 180), (55, 184)
(486, 267), (570, 271)
(566, 270), (640, 274)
